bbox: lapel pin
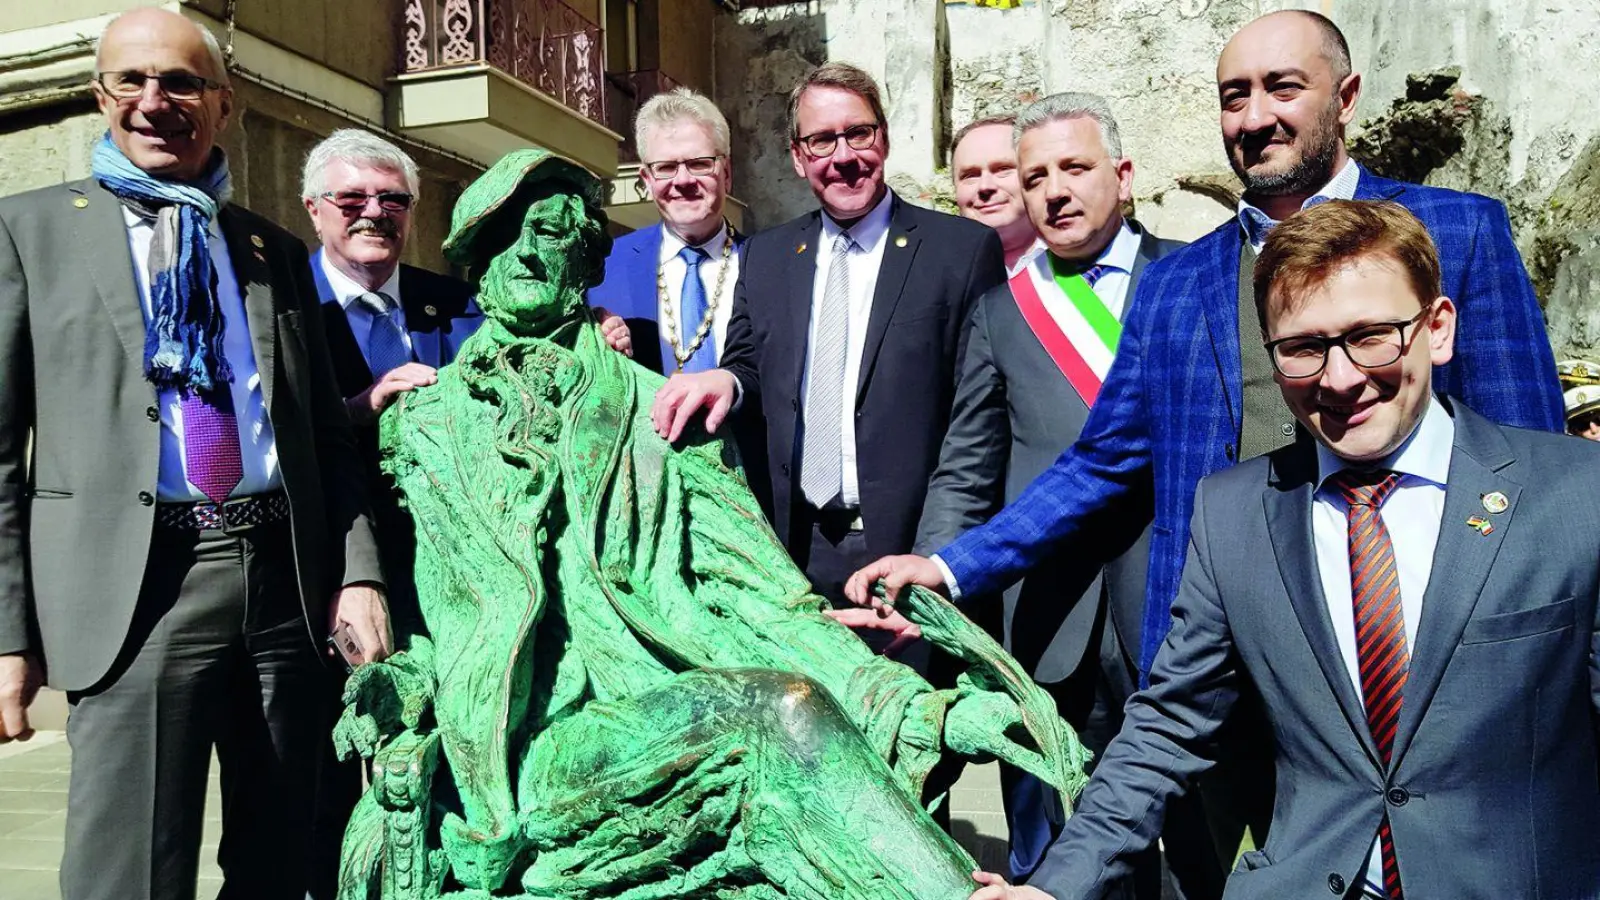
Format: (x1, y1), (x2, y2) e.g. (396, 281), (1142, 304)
(894, 235), (908, 248)
(250, 234), (265, 249)
(72, 197), (89, 209)
(252, 252), (266, 263)
(1481, 491), (1509, 514)
(424, 304), (438, 317)
(796, 242), (807, 255)
(1466, 515), (1495, 536)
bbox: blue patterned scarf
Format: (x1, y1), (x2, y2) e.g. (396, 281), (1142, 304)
(91, 132), (234, 393)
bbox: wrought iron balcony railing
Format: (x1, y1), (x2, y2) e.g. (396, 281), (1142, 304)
(402, 0), (606, 126)
(606, 69), (683, 163)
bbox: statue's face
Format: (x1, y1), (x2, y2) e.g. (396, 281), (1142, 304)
(477, 186), (609, 334)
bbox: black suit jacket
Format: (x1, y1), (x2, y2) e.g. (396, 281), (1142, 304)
(315, 259), (480, 616)
(0, 180), (381, 690)
(720, 193), (1005, 559)
(915, 224), (1182, 684)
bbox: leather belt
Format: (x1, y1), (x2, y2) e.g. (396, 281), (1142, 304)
(156, 491), (290, 532)
(806, 503), (864, 534)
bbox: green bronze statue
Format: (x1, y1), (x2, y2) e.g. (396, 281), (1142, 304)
(332, 149), (1090, 900)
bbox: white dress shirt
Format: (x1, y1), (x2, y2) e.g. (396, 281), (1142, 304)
(1007, 237), (1045, 279)
(799, 190), (895, 509)
(123, 207), (282, 502)
(658, 221), (740, 364)
(931, 220), (1143, 599)
(1238, 158), (1361, 251)
(1312, 397), (1454, 897)
(321, 253), (411, 371)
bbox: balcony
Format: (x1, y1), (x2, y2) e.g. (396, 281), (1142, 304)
(391, 0), (623, 177)
(606, 68), (681, 163)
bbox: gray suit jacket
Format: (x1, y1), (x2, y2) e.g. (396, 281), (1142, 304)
(0, 179), (382, 691)
(915, 223), (1182, 682)
(1032, 398), (1600, 900)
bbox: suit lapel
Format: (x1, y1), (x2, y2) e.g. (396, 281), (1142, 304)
(1263, 445), (1384, 769)
(1351, 165), (1408, 202)
(786, 216), (822, 400)
(1389, 404), (1518, 769)
(219, 207), (277, 413)
(73, 182), (148, 364)
(855, 198), (919, 403)
(1201, 228), (1245, 439)
(1127, 219), (1158, 286)
(635, 225), (674, 373)
(397, 265), (447, 368)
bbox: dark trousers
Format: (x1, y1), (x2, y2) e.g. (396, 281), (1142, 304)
(795, 506), (932, 672)
(60, 520), (330, 900)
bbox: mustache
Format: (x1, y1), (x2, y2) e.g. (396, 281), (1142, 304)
(347, 217), (399, 238)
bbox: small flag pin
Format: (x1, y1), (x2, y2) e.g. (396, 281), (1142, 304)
(1466, 515), (1495, 536)
(1481, 491), (1508, 514)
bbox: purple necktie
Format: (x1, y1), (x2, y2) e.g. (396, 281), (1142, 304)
(182, 389), (244, 504)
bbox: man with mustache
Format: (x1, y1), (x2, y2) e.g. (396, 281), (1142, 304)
(950, 114), (1041, 276)
(897, 94), (1197, 895)
(846, 8), (1564, 884)
(649, 62), (1005, 653)
(0, 9), (386, 899)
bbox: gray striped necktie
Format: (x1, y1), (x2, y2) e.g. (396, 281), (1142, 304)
(801, 232), (854, 506)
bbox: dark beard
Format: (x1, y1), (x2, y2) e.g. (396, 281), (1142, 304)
(1229, 102), (1343, 198)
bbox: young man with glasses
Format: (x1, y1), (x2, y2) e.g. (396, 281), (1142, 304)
(965, 198), (1600, 900)
(648, 63), (1005, 662)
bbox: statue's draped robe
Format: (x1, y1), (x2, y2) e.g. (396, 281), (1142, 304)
(361, 316), (1083, 898)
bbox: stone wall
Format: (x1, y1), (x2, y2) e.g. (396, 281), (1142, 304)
(713, 0), (1600, 359)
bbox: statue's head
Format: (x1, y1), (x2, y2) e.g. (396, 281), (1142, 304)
(444, 149), (612, 336)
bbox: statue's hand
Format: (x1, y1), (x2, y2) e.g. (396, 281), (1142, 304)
(334, 651), (436, 762)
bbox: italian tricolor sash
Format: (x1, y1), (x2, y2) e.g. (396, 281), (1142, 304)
(1007, 253), (1122, 407)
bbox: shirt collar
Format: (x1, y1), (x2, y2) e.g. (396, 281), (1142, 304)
(122, 204), (225, 241)
(1032, 220), (1139, 279)
(1315, 395), (1455, 493)
(321, 251), (402, 311)
(820, 188), (895, 252)
(659, 220), (730, 263)
(1237, 158), (1361, 246)
(1008, 237), (1047, 279)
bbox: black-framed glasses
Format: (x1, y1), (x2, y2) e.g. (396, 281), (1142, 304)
(795, 123), (881, 159)
(1264, 305), (1434, 379)
(642, 156), (722, 180)
(318, 190), (415, 212)
(96, 70), (224, 101)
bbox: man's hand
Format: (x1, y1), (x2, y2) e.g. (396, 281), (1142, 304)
(824, 607), (922, 656)
(0, 652), (43, 743)
(346, 363), (438, 425)
(843, 554), (948, 612)
(968, 870), (1055, 899)
(328, 583), (393, 666)
(592, 306), (633, 358)
(650, 370), (737, 442)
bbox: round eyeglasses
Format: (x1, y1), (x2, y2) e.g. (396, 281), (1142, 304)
(1263, 305), (1434, 379)
(794, 123), (881, 159)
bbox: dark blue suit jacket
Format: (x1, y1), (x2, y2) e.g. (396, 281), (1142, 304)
(588, 222), (746, 376)
(939, 167), (1565, 678)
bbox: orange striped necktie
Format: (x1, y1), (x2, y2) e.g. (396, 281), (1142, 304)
(1330, 468), (1407, 899)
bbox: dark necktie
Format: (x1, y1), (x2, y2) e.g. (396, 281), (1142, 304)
(182, 388), (243, 504)
(677, 246), (717, 373)
(359, 291), (410, 378)
(1332, 468), (1408, 900)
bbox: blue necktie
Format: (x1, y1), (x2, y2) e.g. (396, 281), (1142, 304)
(677, 246), (717, 373)
(360, 291), (411, 378)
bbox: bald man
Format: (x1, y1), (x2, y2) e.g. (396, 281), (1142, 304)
(0, 9), (386, 898)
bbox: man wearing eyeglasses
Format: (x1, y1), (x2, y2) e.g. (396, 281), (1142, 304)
(965, 199), (1600, 900)
(648, 62), (1004, 652)
(0, 9), (386, 900)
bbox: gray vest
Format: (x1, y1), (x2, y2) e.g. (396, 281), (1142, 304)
(1237, 242), (1298, 460)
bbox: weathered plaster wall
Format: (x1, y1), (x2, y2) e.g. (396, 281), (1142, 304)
(715, 0), (1600, 358)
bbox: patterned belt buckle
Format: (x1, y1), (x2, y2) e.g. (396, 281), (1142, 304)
(190, 501), (225, 531)
(220, 496), (257, 534)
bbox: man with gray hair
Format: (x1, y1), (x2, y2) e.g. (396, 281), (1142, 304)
(893, 92), (1195, 895)
(590, 87), (741, 377)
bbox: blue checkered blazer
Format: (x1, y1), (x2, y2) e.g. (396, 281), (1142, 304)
(938, 166), (1565, 678)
